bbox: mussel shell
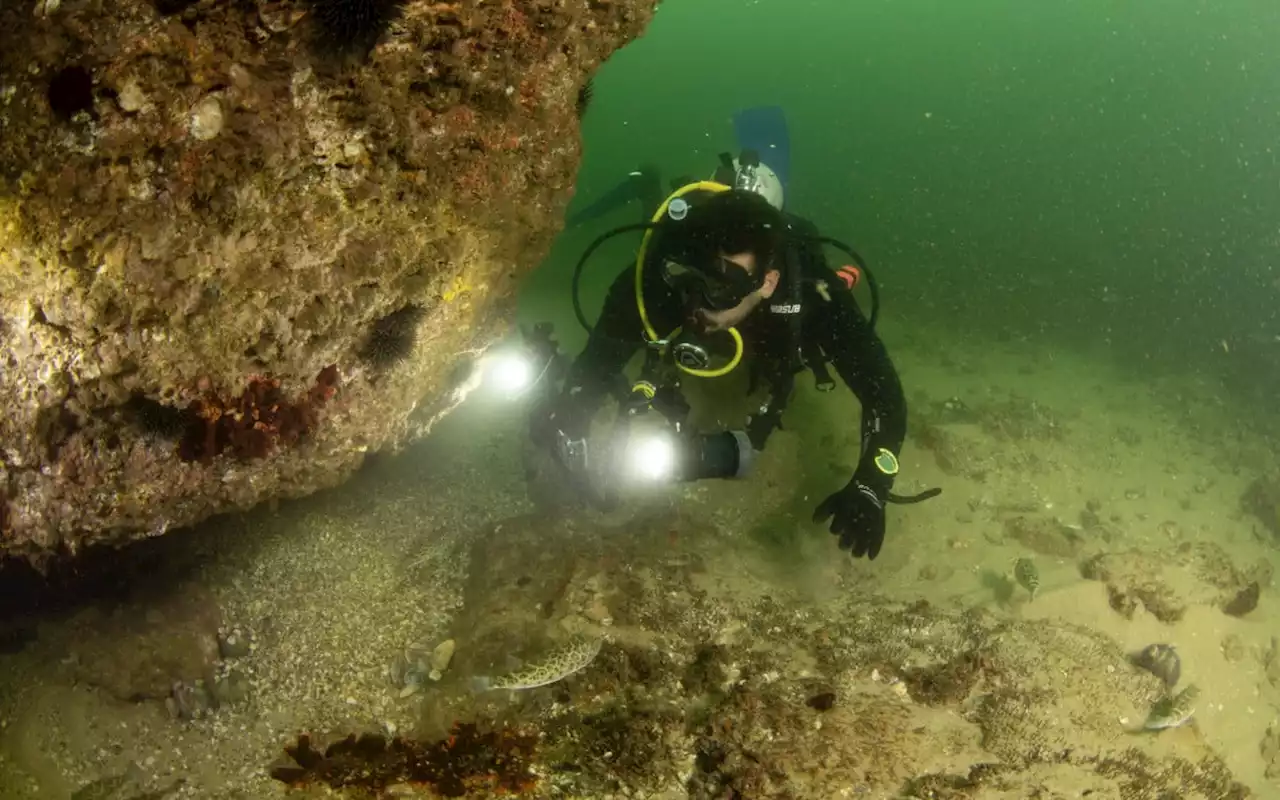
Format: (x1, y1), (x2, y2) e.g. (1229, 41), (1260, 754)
(1130, 643), (1180, 688)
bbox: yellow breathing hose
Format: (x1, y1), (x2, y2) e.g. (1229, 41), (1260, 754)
(634, 180), (744, 379)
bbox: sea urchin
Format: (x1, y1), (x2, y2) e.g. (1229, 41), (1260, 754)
(124, 394), (196, 440)
(359, 304), (426, 368)
(576, 78), (594, 119)
(307, 0), (406, 55)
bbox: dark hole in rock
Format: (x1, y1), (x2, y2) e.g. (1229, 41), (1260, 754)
(35, 404), (80, 461)
(806, 691), (836, 711)
(0, 521), (206, 621)
(47, 66), (95, 120)
(154, 0), (198, 16)
(694, 738), (727, 773)
(0, 622), (37, 655)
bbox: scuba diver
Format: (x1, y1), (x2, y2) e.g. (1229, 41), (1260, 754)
(527, 106), (935, 561)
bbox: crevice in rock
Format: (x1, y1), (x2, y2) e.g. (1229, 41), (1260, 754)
(47, 65), (95, 120)
(31, 305), (73, 339)
(34, 403), (80, 462)
(153, 0), (199, 16)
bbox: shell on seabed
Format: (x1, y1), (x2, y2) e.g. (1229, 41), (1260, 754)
(1130, 643), (1181, 689)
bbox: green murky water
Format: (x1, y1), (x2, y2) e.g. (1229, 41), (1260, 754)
(3, 1), (1280, 797)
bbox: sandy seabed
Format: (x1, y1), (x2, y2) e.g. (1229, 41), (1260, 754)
(0, 318), (1275, 799)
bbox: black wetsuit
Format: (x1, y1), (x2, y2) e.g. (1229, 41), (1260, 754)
(564, 208), (908, 486)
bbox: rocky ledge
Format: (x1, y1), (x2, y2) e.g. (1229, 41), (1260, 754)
(0, 0), (658, 562)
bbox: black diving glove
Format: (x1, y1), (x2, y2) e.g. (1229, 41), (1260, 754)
(813, 466), (890, 560)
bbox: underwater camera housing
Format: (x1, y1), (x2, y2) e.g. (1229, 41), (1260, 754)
(528, 328), (757, 512)
(610, 372), (755, 487)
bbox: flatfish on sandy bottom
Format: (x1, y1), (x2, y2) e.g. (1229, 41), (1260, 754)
(471, 634), (603, 692)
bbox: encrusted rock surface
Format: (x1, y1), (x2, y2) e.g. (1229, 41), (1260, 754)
(0, 0), (657, 559)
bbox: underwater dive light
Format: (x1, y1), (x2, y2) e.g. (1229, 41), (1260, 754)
(626, 431), (678, 482)
(484, 351), (534, 394)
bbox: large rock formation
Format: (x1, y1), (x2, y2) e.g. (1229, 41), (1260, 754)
(0, 0), (657, 561)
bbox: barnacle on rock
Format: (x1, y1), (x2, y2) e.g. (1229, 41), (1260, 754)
(177, 367), (340, 463)
(270, 724), (538, 796)
(359, 304), (426, 369)
(306, 0), (406, 56)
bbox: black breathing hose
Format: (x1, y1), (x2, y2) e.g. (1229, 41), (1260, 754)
(571, 222), (654, 335)
(810, 235), (880, 329)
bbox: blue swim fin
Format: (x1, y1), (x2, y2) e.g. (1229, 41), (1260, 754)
(732, 106), (791, 194)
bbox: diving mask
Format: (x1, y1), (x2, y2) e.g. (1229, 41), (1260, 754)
(660, 255), (760, 312)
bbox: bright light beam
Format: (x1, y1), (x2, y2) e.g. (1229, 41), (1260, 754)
(629, 433), (676, 482)
(485, 353), (534, 394)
